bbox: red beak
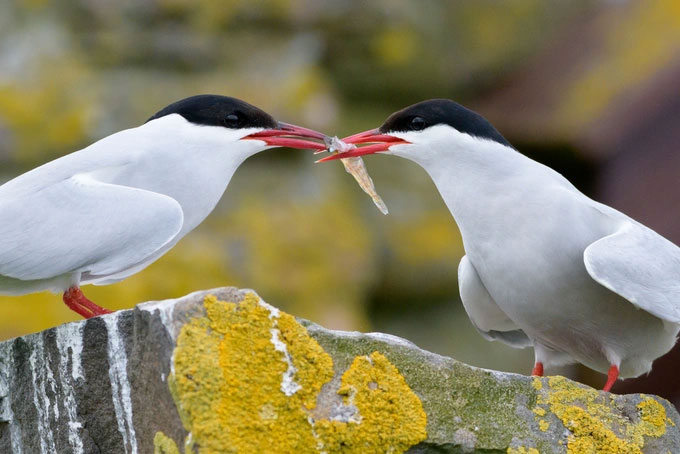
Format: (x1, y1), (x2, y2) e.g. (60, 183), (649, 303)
(316, 128), (409, 162)
(243, 122), (327, 150)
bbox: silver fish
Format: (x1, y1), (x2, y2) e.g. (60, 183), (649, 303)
(325, 136), (388, 215)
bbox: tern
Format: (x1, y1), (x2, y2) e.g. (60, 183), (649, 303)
(0, 95), (325, 318)
(320, 99), (680, 391)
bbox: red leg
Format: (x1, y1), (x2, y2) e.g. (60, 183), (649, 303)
(63, 291), (95, 318)
(531, 362), (544, 377)
(602, 365), (619, 392)
(73, 292), (112, 316)
(63, 287), (112, 319)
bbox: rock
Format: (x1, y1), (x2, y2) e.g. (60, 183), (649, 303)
(0, 287), (678, 454)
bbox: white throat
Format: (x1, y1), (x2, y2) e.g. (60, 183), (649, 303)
(113, 115), (267, 235)
(388, 127), (570, 251)
(391, 128), (524, 210)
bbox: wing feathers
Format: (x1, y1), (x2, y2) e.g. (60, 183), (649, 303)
(0, 175), (183, 281)
(458, 255), (533, 348)
(584, 222), (680, 323)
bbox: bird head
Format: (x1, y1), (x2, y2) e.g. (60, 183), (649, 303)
(146, 95), (326, 157)
(318, 99), (512, 167)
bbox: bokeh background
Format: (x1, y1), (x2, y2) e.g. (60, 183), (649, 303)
(1, 0), (679, 407)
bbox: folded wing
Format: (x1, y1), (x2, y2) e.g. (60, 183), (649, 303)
(458, 255), (533, 348)
(584, 222), (680, 324)
(0, 174), (183, 281)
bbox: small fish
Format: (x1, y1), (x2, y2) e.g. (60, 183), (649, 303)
(325, 136), (389, 215)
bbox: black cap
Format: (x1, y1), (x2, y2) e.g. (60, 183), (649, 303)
(379, 99), (512, 148)
(147, 94), (278, 130)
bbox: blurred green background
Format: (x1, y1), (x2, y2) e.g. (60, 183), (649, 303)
(1, 0), (679, 404)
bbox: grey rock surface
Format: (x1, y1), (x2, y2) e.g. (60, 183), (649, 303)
(0, 287), (677, 453)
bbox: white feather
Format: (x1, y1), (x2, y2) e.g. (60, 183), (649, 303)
(0, 174), (183, 281)
(584, 221), (680, 323)
(458, 255), (532, 348)
(0, 114), (267, 294)
(387, 125), (680, 377)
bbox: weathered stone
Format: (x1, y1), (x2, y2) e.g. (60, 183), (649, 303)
(0, 287), (678, 453)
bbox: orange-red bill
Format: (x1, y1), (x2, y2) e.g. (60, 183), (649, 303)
(342, 128), (405, 145)
(316, 128), (409, 162)
(243, 122), (327, 150)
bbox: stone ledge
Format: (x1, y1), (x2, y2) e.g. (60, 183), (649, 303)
(0, 287), (678, 453)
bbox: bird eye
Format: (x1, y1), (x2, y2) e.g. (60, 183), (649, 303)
(410, 116), (426, 131)
(224, 113), (241, 128)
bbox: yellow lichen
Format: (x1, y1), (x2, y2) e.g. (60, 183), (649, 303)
(277, 311), (333, 410)
(531, 377), (543, 391)
(157, 293), (427, 454)
(507, 447), (539, 454)
(314, 352), (428, 453)
(177, 294), (331, 452)
(153, 432), (180, 454)
(634, 397), (669, 439)
(532, 407), (546, 417)
(538, 419), (550, 432)
(529, 376), (671, 454)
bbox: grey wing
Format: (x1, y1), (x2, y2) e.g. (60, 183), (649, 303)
(0, 174), (183, 281)
(458, 255), (533, 348)
(584, 221), (680, 323)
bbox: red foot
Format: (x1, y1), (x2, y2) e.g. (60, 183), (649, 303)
(602, 365), (619, 392)
(63, 287), (112, 319)
(531, 362), (544, 377)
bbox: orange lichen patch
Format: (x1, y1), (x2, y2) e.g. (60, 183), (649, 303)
(276, 311), (334, 411)
(159, 293), (427, 454)
(530, 378), (550, 433)
(532, 406), (546, 417)
(530, 376), (672, 454)
(153, 432), (180, 454)
(632, 397), (671, 440)
(507, 447), (539, 454)
(172, 294), (331, 452)
(314, 352), (428, 453)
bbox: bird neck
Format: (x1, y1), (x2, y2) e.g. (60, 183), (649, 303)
(417, 140), (519, 205)
(412, 139), (541, 244)
(126, 118), (261, 236)
(162, 142), (255, 236)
